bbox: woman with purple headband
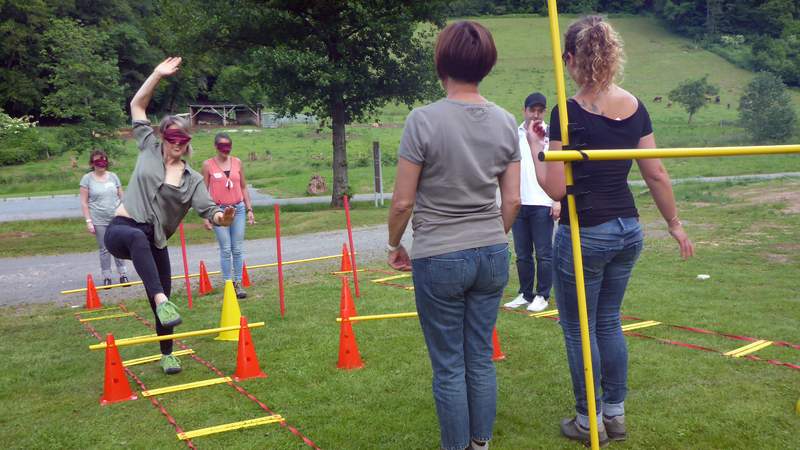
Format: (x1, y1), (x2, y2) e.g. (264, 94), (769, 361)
(104, 57), (235, 375)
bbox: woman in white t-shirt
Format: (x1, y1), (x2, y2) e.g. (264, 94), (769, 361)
(79, 149), (128, 286)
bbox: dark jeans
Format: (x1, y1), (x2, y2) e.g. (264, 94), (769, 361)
(511, 205), (554, 300)
(411, 243), (510, 450)
(105, 216), (174, 355)
(553, 217), (643, 421)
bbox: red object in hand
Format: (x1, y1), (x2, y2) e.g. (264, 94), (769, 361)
(532, 120), (546, 139)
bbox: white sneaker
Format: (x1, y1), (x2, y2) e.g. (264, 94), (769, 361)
(470, 440), (489, 450)
(527, 295), (549, 312)
(503, 293), (530, 309)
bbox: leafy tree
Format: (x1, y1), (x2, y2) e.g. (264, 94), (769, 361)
(668, 75), (719, 123)
(739, 72), (797, 142)
(0, 0), (52, 117)
(170, 0), (447, 206)
(39, 19), (126, 154)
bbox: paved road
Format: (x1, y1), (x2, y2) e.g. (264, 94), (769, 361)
(0, 224), (411, 307)
(0, 187), (391, 222)
(3, 172), (799, 222)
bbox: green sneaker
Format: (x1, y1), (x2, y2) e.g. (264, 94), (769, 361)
(156, 300), (182, 327)
(160, 354), (182, 375)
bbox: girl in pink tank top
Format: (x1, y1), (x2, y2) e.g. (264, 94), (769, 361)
(202, 133), (256, 298)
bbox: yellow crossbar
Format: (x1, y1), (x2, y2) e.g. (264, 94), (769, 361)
(331, 269), (367, 275)
(336, 312), (418, 322)
(78, 312), (136, 322)
(621, 321), (662, 332)
(541, 145), (800, 162)
(75, 306), (122, 314)
(177, 415), (285, 440)
(724, 340), (773, 358)
(141, 376), (231, 397)
(371, 273), (412, 283)
(62, 253), (348, 294)
(123, 349), (196, 367)
(530, 310), (560, 318)
(89, 322), (265, 350)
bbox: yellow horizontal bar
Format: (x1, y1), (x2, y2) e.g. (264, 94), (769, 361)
(371, 273), (413, 283)
(732, 340), (772, 358)
(725, 340), (773, 357)
(723, 340), (764, 357)
(62, 253), (347, 294)
(529, 310), (560, 318)
(89, 322), (265, 350)
(541, 144), (800, 162)
(75, 306), (122, 314)
(621, 321), (662, 332)
(142, 376), (231, 397)
(78, 312), (136, 323)
(177, 415), (284, 440)
(331, 269), (367, 275)
(123, 349), (195, 367)
(336, 312), (418, 322)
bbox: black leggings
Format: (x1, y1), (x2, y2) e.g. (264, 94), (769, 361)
(105, 216), (174, 354)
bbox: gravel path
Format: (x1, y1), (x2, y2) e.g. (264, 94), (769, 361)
(0, 224), (411, 307)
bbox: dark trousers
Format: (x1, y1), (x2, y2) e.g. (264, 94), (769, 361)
(105, 216), (174, 354)
(511, 205), (554, 300)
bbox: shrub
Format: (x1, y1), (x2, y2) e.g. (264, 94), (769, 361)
(0, 109), (52, 165)
(739, 72), (797, 142)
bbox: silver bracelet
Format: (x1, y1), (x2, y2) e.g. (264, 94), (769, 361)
(386, 243), (401, 252)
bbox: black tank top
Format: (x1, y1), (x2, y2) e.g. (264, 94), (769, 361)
(549, 98), (653, 227)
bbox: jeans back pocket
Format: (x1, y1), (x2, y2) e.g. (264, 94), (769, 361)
(427, 257), (466, 299)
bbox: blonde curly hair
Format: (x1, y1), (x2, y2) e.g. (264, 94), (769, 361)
(564, 16), (625, 92)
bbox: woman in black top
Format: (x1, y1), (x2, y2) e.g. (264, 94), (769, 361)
(528, 16), (693, 445)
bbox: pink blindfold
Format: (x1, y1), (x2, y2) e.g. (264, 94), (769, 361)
(163, 128), (192, 145)
(216, 142), (232, 154)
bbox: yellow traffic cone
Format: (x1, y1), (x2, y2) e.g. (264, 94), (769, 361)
(216, 280), (242, 341)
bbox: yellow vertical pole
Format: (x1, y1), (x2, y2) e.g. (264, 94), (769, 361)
(546, 2), (600, 449)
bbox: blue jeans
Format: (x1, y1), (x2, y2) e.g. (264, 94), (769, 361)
(553, 217), (643, 425)
(412, 243), (510, 450)
(511, 205), (554, 300)
(213, 202), (246, 282)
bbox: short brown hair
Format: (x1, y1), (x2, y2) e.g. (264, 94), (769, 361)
(88, 149), (108, 168)
(564, 16), (625, 91)
(434, 21), (497, 83)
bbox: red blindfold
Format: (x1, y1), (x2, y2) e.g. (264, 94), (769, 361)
(216, 142), (232, 153)
(163, 128), (192, 145)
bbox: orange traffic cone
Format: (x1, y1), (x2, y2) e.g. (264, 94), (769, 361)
(233, 316), (267, 381)
(339, 277), (357, 318)
(100, 334), (137, 405)
(337, 316), (364, 370)
(242, 261), (251, 288)
(340, 243), (352, 272)
(86, 274), (102, 310)
(199, 260), (213, 295)
(492, 327), (506, 361)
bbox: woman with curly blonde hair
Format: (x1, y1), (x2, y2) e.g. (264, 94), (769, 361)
(527, 16), (693, 445)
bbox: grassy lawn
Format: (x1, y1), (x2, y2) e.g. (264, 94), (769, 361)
(2, 15), (799, 198)
(0, 201), (389, 258)
(1, 179), (798, 449)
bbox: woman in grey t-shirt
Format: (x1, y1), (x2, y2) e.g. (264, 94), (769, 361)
(79, 149), (128, 286)
(386, 21), (521, 450)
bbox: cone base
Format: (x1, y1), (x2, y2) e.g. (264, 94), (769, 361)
(233, 371), (267, 382)
(215, 334), (240, 342)
(100, 394), (138, 405)
(336, 361), (365, 370)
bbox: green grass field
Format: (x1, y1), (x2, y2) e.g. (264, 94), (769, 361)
(2, 15), (798, 199)
(1, 180), (798, 449)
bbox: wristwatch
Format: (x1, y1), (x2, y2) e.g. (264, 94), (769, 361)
(386, 243), (401, 252)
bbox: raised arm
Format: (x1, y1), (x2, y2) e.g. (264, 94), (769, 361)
(130, 57), (182, 121)
(527, 120), (566, 200)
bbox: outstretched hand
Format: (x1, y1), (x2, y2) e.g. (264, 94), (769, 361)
(154, 57), (182, 77)
(216, 207), (236, 227)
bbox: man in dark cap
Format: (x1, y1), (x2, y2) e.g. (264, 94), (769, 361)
(504, 92), (560, 312)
